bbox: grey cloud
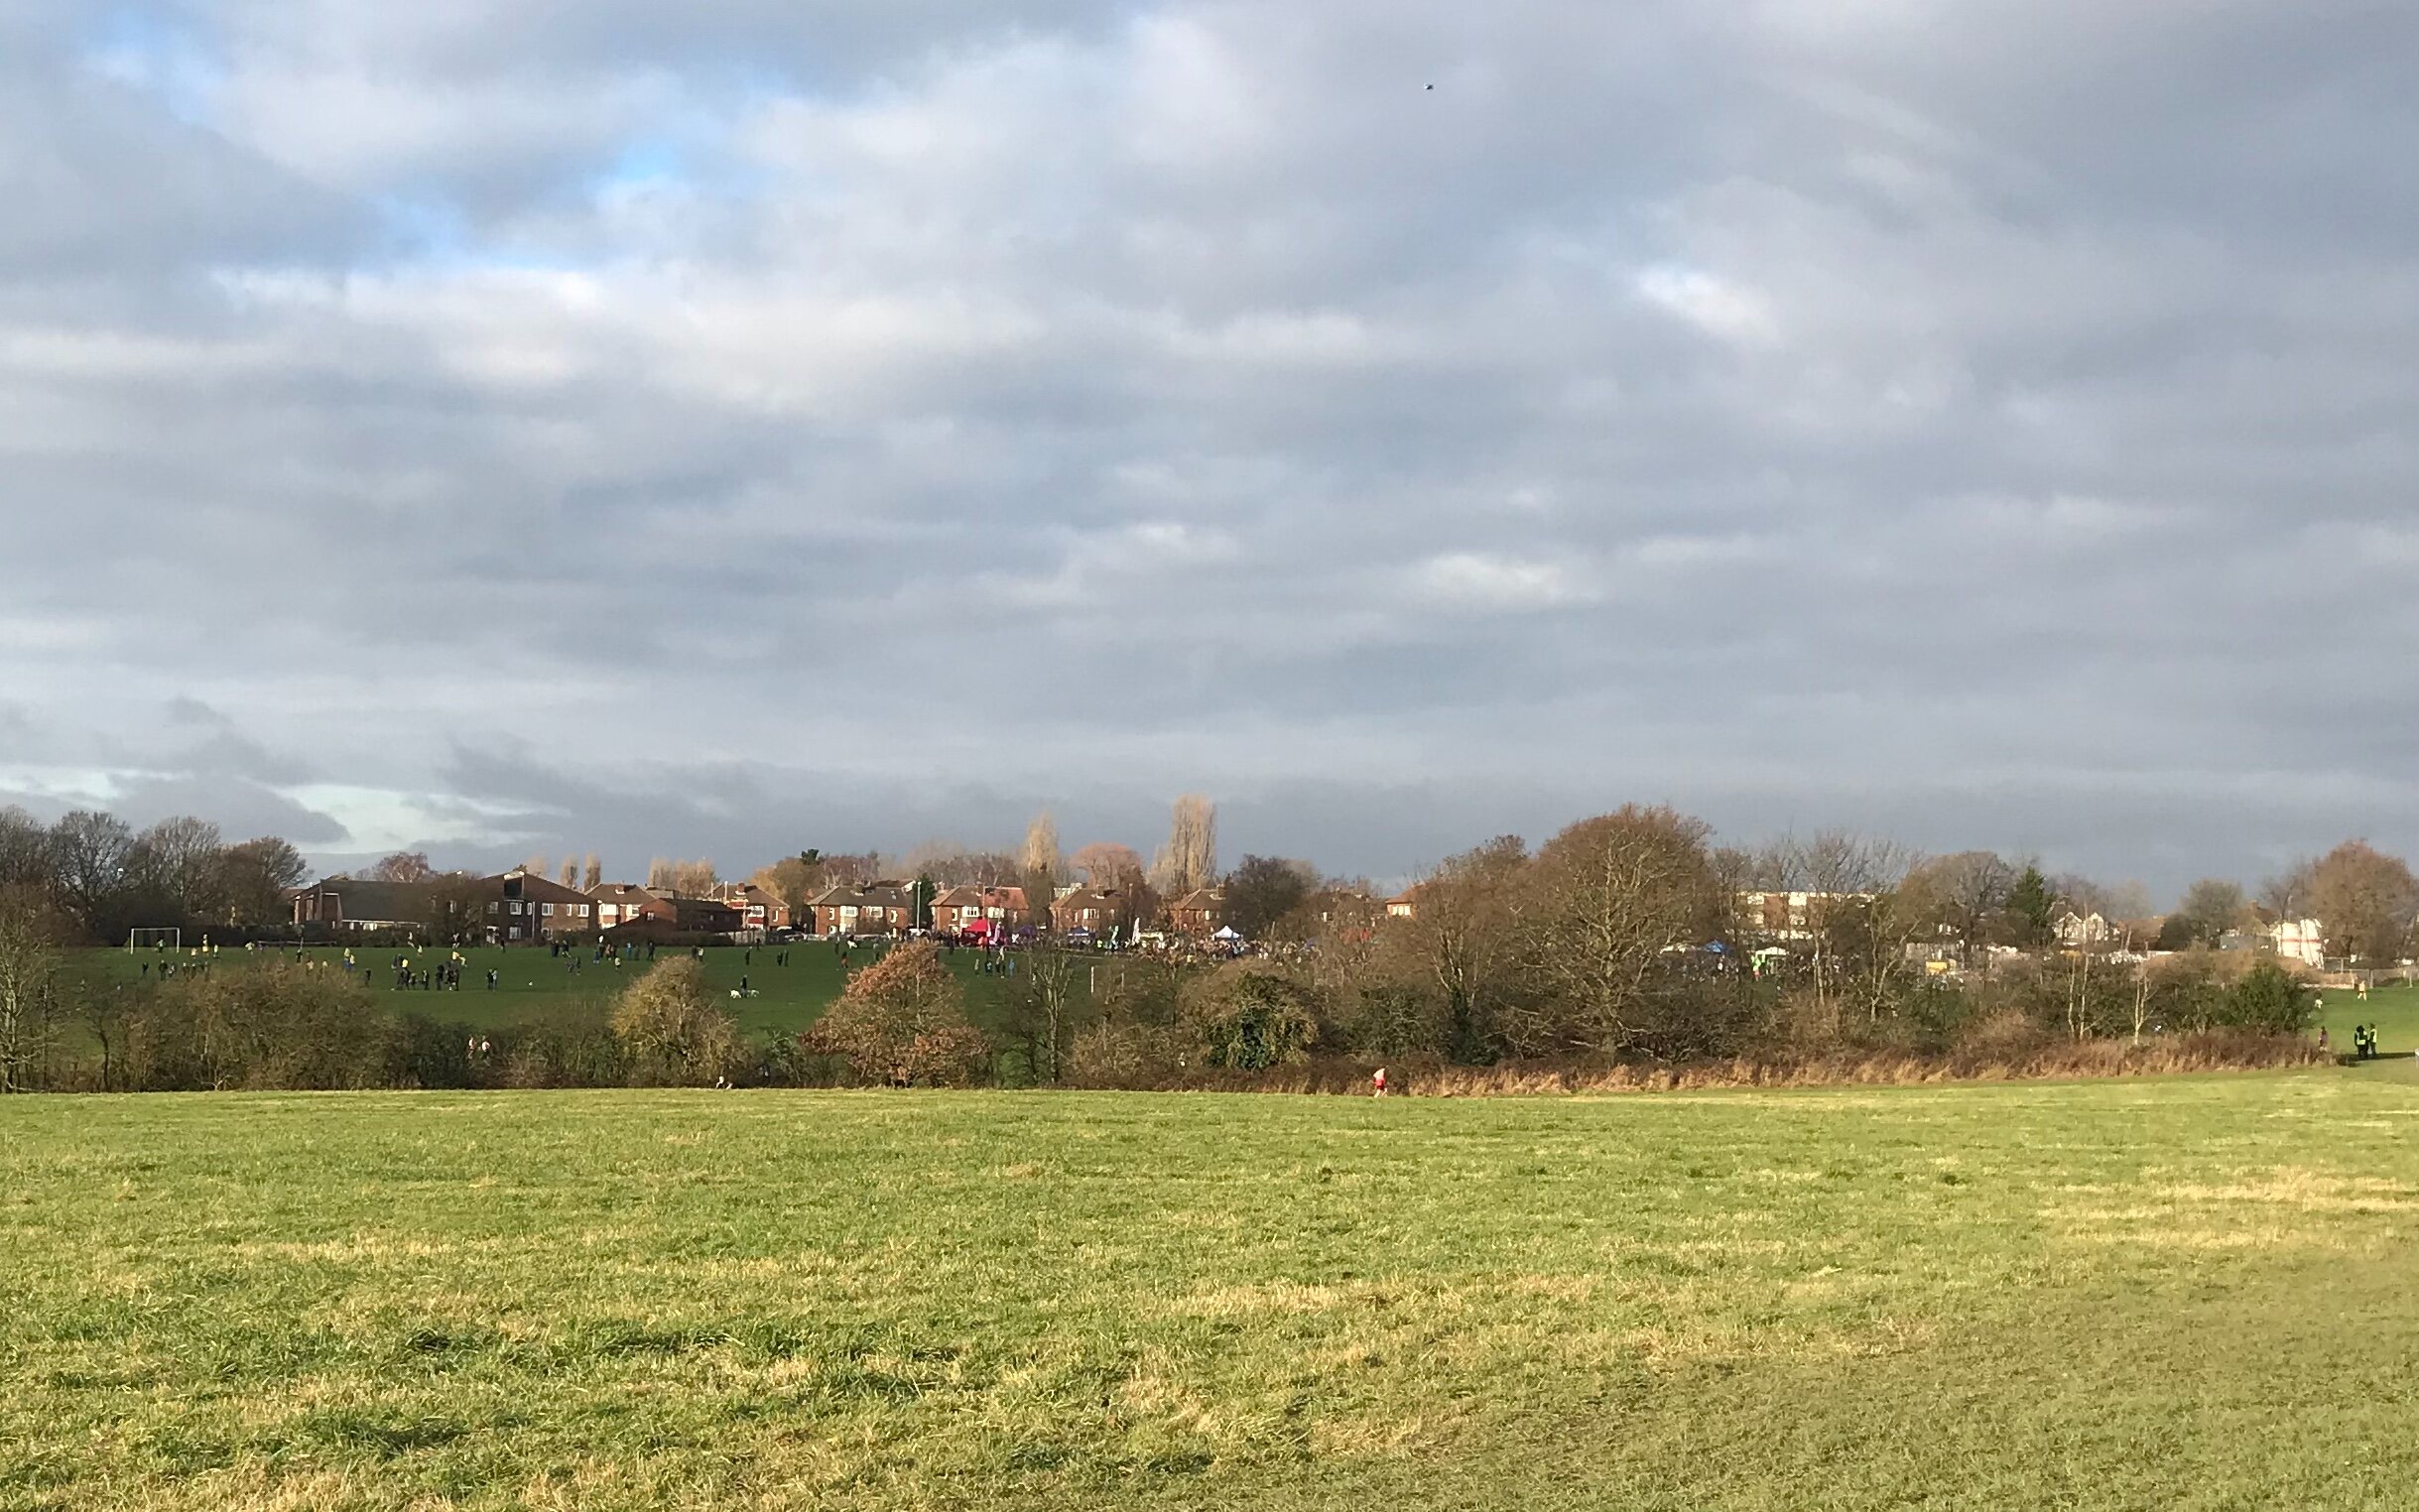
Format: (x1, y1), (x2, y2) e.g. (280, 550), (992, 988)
(106, 775), (351, 845)
(1, 0), (2415, 902)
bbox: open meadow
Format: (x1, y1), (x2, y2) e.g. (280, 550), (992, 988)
(7, 1067), (2419, 1509)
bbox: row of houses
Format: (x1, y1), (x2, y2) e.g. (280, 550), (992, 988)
(291, 871), (750, 942)
(290, 869), (1246, 944)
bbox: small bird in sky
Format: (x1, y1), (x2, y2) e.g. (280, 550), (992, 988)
(1425, 83), (1435, 90)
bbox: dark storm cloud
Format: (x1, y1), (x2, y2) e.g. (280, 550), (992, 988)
(3, 0), (2416, 901)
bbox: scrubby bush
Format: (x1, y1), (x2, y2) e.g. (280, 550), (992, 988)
(610, 957), (745, 1086)
(142, 964), (402, 1089)
(2222, 960), (2313, 1034)
(805, 941), (989, 1085)
(1180, 967), (1320, 1071)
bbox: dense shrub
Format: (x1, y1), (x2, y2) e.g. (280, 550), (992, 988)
(804, 941), (988, 1085)
(140, 964), (403, 1089)
(1180, 967), (1321, 1071)
(610, 957), (745, 1086)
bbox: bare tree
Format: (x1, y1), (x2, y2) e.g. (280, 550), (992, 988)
(220, 836), (310, 925)
(1520, 807), (1721, 1057)
(904, 839), (969, 882)
(1149, 795), (1217, 896)
(1772, 829), (1918, 1025)
(2048, 873), (2112, 918)
(131, 817), (227, 920)
(1388, 835), (1529, 1060)
(2175, 878), (2249, 946)
(2103, 881), (2156, 934)
(0, 807), (52, 892)
(1011, 947), (1085, 1083)
(669, 859), (718, 897)
(2258, 858), (2319, 922)
(2309, 840), (2419, 962)
(1223, 856), (1315, 940)
(902, 840), (1021, 887)
(1021, 813), (1061, 875)
(520, 854), (549, 878)
(582, 854), (602, 891)
(48, 811), (136, 940)
(646, 857), (674, 890)
(0, 886), (62, 1092)
(1020, 813), (1065, 931)
(371, 851), (436, 884)
(1900, 851), (2015, 965)
(1071, 842), (1144, 889)
(558, 857), (578, 888)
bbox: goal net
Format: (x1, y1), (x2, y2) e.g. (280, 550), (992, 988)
(126, 928), (182, 952)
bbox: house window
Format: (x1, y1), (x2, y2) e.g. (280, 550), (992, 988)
(542, 903), (554, 917)
(486, 902), (498, 915)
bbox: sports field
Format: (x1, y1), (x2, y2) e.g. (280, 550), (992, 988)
(2311, 979), (2419, 1057)
(7, 1067), (2419, 1509)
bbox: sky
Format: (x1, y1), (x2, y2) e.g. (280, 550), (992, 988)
(2, 1), (2415, 901)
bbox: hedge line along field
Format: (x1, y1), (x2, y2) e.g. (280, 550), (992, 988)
(8, 1069), (2419, 1509)
(61, 942), (1045, 1038)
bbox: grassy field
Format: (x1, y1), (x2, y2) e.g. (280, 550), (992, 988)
(7, 1068), (2419, 1509)
(62, 943), (1044, 1039)
(2313, 979), (2419, 1056)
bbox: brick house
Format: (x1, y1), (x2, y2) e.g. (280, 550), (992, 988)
(711, 882), (791, 934)
(1384, 890), (1417, 921)
(589, 883), (677, 932)
(806, 881), (918, 937)
(667, 896), (744, 934)
(1170, 888), (1225, 938)
(474, 869), (598, 943)
(291, 879), (441, 931)
(932, 885), (1031, 940)
(1051, 886), (1124, 936)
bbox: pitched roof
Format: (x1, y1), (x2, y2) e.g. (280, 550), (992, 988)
(301, 878), (438, 924)
(490, 869), (597, 905)
(805, 880), (917, 908)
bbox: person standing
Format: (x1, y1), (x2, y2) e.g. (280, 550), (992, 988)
(1371, 1066), (1388, 1097)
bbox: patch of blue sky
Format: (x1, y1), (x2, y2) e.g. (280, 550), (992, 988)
(79, 4), (224, 126)
(599, 137), (685, 190)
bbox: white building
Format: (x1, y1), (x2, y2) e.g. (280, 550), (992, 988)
(2054, 910), (2114, 946)
(2219, 917), (2327, 966)
(2272, 918), (2325, 967)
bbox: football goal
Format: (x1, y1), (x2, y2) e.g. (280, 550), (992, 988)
(126, 928), (182, 952)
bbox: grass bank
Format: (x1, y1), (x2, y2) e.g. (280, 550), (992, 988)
(6, 1069), (2419, 1508)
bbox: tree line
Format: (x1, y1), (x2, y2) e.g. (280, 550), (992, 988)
(1, 807), (309, 943)
(0, 796), (2376, 1093)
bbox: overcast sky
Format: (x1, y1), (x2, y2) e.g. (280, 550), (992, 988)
(2, 1), (2414, 900)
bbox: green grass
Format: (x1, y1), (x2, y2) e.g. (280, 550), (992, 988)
(2313, 979), (2419, 1059)
(7, 1071), (2419, 1508)
(64, 943), (1039, 1039)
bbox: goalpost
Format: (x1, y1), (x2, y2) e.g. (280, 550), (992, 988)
(126, 928), (182, 953)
